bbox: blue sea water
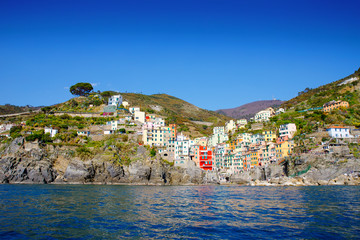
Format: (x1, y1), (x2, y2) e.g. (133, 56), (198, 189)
(0, 185), (359, 239)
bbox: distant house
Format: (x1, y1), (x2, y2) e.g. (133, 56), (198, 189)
(236, 119), (248, 128)
(275, 108), (285, 115)
(108, 94), (122, 107)
(44, 127), (58, 138)
(225, 120), (236, 133)
(77, 130), (90, 136)
(122, 101), (129, 108)
(104, 130), (115, 135)
(254, 107), (275, 122)
(134, 111), (146, 123)
(279, 123), (297, 139)
(323, 100), (349, 113)
(327, 126), (353, 138)
(129, 107), (140, 114)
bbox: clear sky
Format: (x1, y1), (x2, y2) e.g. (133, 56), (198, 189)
(0, 0), (359, 110)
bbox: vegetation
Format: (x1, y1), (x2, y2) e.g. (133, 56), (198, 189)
(10, 126), (22, 138)
(70, 82), (94, 97)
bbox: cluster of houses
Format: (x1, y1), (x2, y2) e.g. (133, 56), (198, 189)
(1, 94), (358, 174)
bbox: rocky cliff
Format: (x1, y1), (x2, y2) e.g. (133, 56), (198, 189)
(1, 138), (360, 186)
(0, 137), (219, 185)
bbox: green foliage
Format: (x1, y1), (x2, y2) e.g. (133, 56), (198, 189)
(118, 128), (126, 133)
(10, 126), (22, 138)
(162, 159), (174, 166)
(70, 82), (94, 97)
(76, 146), (93, 160)
(150, 147), (156, 157)
(41, 106), (53, 113)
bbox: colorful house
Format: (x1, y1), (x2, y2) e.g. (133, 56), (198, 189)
(323, 100), (349, 113)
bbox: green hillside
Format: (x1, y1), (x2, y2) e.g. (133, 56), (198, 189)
(271, 67), (360, 134)
(49, 92), (231, 137)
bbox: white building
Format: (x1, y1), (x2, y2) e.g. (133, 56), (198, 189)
(279, 123), (297, 139)
(236, 119), (248, 128)
(108, 95), (122, 106)
(174, 134), (195, 160)
(225, 120), (236, 133)
(122, 101), (129, 108)
(44, 127), (58, 138)
(254, 107), (275, 122)
(77, 130), (90, 136)
(276, 108), (285, 115)
(208, 133), (229, 147)
(129, 107), (140, 114)
(153, 118), (165, 128)
(213, 126), (225, 135)
(327, 126), (353, 138)
(104, 130), (115, 135)
(134, 111), (146, 123)
(108, 120), (119, 130)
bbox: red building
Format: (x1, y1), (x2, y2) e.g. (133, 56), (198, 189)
(192, 145), (213, 171)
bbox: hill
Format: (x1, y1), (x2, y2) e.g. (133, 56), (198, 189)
(271, 67), (360, 134)
(121, 93), (232, 136)
(51, 93), (232, 137)
(216, 100), (284, 119)
(0, 104), (41, 115)
(282, 67), (360, 110)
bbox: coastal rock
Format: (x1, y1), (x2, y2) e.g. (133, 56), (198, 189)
(63, 160), (95, 183)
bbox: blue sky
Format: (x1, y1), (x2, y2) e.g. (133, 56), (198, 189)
(0, 0), (359, 110)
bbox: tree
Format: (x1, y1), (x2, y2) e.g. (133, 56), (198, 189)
(70, 82), (93, 97)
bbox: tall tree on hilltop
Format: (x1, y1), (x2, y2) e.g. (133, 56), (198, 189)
(70, 82), (94, 96)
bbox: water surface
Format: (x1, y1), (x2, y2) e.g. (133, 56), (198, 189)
(0, 185), (359, 239)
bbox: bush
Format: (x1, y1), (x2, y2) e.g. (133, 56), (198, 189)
(150, 147), (156, 157)
(10, 126), (22, 138)
(76, 146), (93, 160)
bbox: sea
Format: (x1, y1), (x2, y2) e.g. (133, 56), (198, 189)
(0, 185), (359, 239)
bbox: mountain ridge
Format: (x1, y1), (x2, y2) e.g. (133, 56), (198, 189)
(216, 100), (284, 119)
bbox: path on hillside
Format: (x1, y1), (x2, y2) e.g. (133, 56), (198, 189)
(0, 109), (40, 118)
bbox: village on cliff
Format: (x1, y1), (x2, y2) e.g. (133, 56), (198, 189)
(2, 91), (355, 180)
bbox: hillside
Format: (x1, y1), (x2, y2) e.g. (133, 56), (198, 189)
(216, 100), (284, 119)
(271, 67), (360, 133)
(50, 93), (232, 137)
(121, 93), (232, 136)
(0, 104), (41, 115)
(283, 67), (360, 110)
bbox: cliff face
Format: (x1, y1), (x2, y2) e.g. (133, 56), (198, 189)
(1, 138), (360, 186)
(0, 137), (219, 185)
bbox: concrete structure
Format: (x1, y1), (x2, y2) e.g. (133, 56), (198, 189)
(44, 127), (58, 138)
(279, 123), (297, 139)
(327, 126), (353, 138)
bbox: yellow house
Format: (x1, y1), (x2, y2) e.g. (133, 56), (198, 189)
(262, 130), (276, 142)
(276, 137), (295, 159)
(249, 148), (259, 168)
